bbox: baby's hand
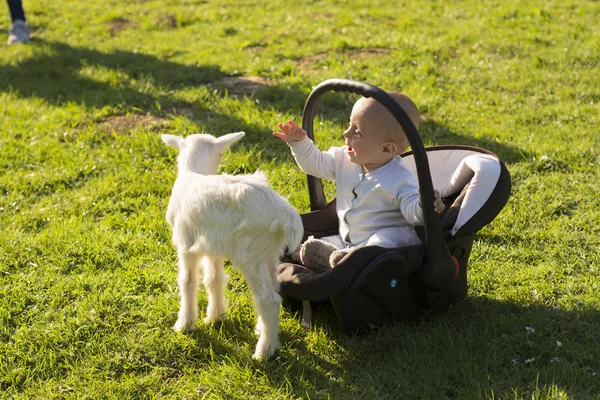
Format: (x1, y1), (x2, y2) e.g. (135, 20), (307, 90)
(419, 188), (446, 214)
(433, 190), (445, 214)
(273, 120), (307, 143)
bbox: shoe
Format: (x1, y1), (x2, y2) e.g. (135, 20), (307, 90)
(8, 20), (30, 45)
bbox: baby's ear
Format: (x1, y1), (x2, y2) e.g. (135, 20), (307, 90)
(382, 141), (398, 155)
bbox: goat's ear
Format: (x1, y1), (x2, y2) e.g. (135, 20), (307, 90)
(216, 131), (245, 150)
(161, 134), (184, 149)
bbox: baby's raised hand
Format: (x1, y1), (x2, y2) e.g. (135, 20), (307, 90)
(273, 120), (307, 143)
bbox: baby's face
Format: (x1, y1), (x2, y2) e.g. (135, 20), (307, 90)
(343, 98), (394, 169)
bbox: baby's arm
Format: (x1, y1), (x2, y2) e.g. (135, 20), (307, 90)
(399, 188), (424, 225)
(400, 188), (445, 226)
(273, 120), (336, 180)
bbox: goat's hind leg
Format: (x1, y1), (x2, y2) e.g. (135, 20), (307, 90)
(244, 261), (281, 360)
(174, 250), (202, 332)
(203, 256), (228, 323)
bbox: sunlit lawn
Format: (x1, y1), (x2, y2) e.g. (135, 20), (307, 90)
(1, 0), (599, 398)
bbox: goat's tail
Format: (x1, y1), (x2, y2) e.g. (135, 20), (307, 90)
(282, 208), (304, 256)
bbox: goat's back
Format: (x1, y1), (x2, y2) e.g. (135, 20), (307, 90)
(168, 172), (303, 261)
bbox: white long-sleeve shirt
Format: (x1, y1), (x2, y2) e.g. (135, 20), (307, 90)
(289, 137), (423, 249)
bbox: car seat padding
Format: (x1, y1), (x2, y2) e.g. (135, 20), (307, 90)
(278, 244), (424, 302)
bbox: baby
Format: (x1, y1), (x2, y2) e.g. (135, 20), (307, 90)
(273, 92), (444, 272)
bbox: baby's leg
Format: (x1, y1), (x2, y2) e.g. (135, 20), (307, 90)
(365, 230), (421, 248)
(330, 234), (404, 266)
(329, 231), (420, 267)
(320, 235), (346, 248)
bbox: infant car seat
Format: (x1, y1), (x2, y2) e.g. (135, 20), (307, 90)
(277, 79), (511, 331)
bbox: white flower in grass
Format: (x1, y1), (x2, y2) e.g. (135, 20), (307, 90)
(524, 357), (536, 364)
(550, 357), (561, 363)
(525, 326), (535, 334)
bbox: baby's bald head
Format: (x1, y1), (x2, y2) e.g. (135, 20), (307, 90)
(351, 92), (419, 154)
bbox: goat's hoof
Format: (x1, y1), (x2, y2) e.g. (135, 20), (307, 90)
(173, 319), (196, 333)
(252, 337), (279, 360)
(252, 343), (279, 361)
(204, 313), (227, 324)
(204, 304), (227, 323)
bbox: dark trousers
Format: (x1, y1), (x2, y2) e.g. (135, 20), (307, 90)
(6, 0), (26, 22)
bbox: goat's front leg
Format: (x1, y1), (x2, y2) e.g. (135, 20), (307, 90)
(203, 256), (228, 323)
(174, 250), (202, 332)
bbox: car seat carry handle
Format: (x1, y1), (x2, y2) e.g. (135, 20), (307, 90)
(301, 78), (456, 290)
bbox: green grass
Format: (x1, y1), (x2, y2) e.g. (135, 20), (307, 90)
(1, 0), (599, 398)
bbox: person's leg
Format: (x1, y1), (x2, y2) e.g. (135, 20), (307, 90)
(6, 0), (26, 22)
(6, 0), (30, 45)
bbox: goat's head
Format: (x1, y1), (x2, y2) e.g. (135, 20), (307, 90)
(162, 132), (245, 175)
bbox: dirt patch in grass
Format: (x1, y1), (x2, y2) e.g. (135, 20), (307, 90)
(308, 12), (335, 19)
(297, 53), (329, 70)
(98, 115), (168, 134)
(243, 39), (270, 52)
(156, 14), (178, 28)
(106, 18), (137, 36)
(349, 48), (390, 59)
(213, 76), (270, 97)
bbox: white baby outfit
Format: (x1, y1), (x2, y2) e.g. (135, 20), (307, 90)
(289, 137), (424, 250)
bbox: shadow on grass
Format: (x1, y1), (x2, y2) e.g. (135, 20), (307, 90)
(169, 294), (598, 398)
(274, 296), (600, 398)
(0, 40), (319, 164)
(0, 40), (226, 109)
(0, 40), (279, 151)
(0, 40), (528, 167)
(186, 313), (348, 396)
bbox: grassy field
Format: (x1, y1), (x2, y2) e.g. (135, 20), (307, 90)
(1, 0), (599, 398)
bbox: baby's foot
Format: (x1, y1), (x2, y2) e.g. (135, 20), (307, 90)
(329, 249), (350, 267)
(299, 238), (337, 273)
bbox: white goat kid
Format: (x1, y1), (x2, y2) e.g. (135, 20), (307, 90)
(162, 131), (303, 360)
